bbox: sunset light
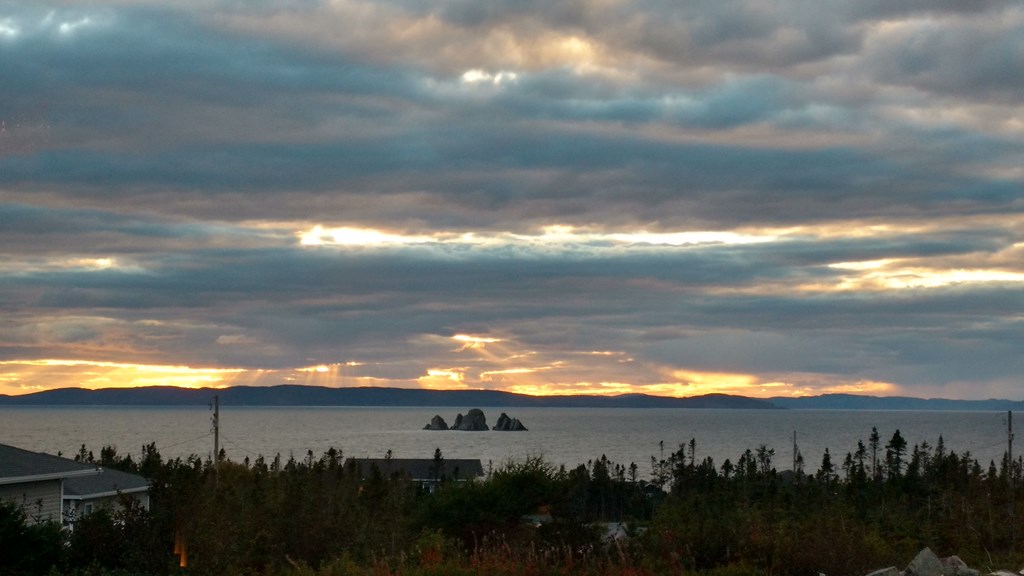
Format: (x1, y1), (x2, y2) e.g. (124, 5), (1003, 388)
(299, 226), (436, 247)
(418, 368), (468, 389)
(3, 0), (1023, 403)
(298, 365), (331, 373)
(461, 69), (518, 85)
(0, 359), (246, 391)
(296, 224), (781, 253)
(5, 2), (1023, 572)
(829, 261), (1024, 291)
(452, 334), (501, 344)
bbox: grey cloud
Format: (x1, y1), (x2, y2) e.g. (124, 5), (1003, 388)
(847, 0), (1013, 21)
(3, 2), (1020, 235)
(0, 4), (420, 158)
(421, 0), (861, 69)
(4, 227), (1018, 331)
(635, 285), (1024, 386)
(4, 130), (1020, 231)
(492, 72), (802, 129)
(644, 331), (868, 375)
(0, 203), (271, 260)
(2, 0), (1023, 396)
(864, 16), (1024, 103)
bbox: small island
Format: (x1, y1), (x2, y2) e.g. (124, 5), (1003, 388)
(423, 408), (527, 431)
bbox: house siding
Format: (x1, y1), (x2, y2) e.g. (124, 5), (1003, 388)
(0, 479), (63, 524)
(65, 492), (150, 521)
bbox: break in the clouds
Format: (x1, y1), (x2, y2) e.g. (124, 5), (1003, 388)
(1, 1), (1023, 400)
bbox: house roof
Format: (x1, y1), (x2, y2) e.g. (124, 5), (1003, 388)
(0, 443), (100, 485)
(64, 467), (150, 500)
(344, 458), (485, 481)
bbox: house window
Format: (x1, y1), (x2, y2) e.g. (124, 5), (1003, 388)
(84, 503), (93, 515)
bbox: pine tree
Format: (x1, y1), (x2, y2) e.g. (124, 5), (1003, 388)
(885, 430), (907, 480)
(869, 427), (881, 480)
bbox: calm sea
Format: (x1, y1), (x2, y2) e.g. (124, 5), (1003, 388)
(0, 406), (1013, 473)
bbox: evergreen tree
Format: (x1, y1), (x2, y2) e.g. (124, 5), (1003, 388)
(869, 427), (881, 480)
(819, 448), (836, 486)
(885, 429), (908, 480)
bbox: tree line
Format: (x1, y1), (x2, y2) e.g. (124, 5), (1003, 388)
(1, 427), (1021, 576)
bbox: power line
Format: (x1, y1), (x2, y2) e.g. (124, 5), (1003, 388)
(156, 432), (213, 453)
(218, 433), (260, 459)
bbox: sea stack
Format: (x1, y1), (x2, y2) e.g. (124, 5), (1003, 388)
(494, 412), (527, 431)
(423, 415), (449, 430)
(452, 408), (489, 431)
(423, 409), (527, 431)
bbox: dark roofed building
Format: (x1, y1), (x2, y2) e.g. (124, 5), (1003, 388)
(64, 466), (151, 521)
(344, 457), (485, 491)
(0, 443), (151, 526)
(0, 443), (100, 524)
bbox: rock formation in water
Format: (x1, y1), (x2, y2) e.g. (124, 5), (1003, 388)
(423, 415), (449, 430)
(493, 412), (528, 431)
(423, 409), (527, 431)
(452, 408), (489, 431)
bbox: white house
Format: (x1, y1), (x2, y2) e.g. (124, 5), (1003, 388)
(0, 443), (100, 525)
(0, 443), (150, 526)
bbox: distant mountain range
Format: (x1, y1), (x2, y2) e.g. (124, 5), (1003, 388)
(769, 393), (1024, 411)
(0, 386), (1021, 411)
(0, 385), (773, 409)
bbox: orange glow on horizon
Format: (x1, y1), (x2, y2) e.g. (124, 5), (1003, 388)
(417, 367), (469, 390)
(0, 358), (903, 400)
(0, 359), (247, 393)
(0, 359), (362, 395)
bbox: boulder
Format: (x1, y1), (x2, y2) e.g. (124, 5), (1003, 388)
(423, 415), (449, 431)
(494, 412), (528, 431)
(865, 567), (900, 576)
(942, 556), (979, 576)
(452, 408), (489, 431)
(906, 548), (945, 576)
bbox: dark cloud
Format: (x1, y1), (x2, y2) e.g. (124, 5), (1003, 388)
(864, 15), (1024, 103)
(1, 0), (1022, 398)
(848, 0), (1013, 21)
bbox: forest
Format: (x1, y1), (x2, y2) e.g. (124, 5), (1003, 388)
(2, 428), (1022, 576)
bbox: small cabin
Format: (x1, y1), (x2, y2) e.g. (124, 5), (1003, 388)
(344, 457), (485, 492)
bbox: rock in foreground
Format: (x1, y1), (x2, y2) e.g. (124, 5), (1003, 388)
(863, 548), (995, 576)
(905, 548), (945, 576)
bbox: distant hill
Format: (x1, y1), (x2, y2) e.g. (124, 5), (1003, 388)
(0, 385), (776, 409)
(770, 393), (1024, 411)
(2, 386), (1020, 410)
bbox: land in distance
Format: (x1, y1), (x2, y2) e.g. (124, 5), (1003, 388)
(0, 385), (1021, 410)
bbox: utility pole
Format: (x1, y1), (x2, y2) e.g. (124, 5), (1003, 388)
(213, 394), (220, 463)
(211, 394), (220, 486)
(1010, 410), (1015, 552)
(793, 430), (798, 472)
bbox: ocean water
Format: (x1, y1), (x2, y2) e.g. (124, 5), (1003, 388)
(0, 406), (1013, 474)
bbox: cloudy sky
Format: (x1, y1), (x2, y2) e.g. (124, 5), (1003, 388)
(2, 0), (1023, 399)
